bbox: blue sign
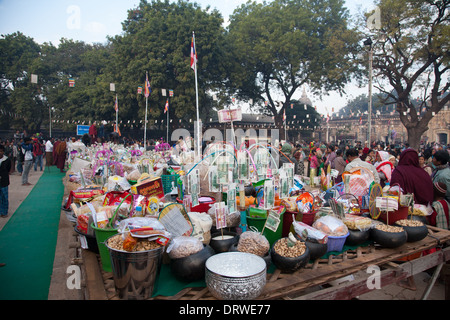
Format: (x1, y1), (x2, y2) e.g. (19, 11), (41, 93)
(77, 125), (90, 136)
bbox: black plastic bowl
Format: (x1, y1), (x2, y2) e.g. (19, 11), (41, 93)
(210, 231), (239, 253)
(394, 222), (428, 242)
(371, 227), (407, 248)
(345, 229), (371, 246)
(293, 233), (327, 261)
(305, 240), (328, 260)
(270, 239), (310, 273)
(170, 245), (215, 282)
(74, 226), (99, 254)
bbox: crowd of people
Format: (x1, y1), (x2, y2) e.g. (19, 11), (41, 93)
(1, 130), (449, 232)
(276, 139), (450, 231)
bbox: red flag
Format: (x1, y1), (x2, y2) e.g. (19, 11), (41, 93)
(114, 95), (118, 112)
(190, 34), (197, 70)
(114, 124), (121, 136)
(164, 99), (169, 114)
(144, 72), (151, 97)
(359, 117), (362, 125)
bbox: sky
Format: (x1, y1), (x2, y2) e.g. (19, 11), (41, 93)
(0, 0), (376, 115)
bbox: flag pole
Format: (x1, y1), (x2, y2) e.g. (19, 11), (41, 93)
(144, 71), (149, 148)
(193, 31), (201, 160)
(144, 95), (148, 147)
(116, 94), (118, 133)
(167, 98), (169, 144)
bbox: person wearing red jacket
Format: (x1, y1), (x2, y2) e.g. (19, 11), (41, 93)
(89, 121), (98, 145)
(33, 139), (44, 171)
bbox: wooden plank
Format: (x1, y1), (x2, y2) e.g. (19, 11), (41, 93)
(85, 225), (450, 300)
(258, 231), (450, 300)
(81, 249), (108, 300)
(294, 247), (450, 300)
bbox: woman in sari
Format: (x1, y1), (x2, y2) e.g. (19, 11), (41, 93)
(374, 150), (393, 187)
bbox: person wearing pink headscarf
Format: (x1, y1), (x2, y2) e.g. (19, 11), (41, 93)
(374, 151), (393, 187)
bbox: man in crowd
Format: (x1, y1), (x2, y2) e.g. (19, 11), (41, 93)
(21, 137), (34, 186)
(432, 150), (450, 203)
(45, 138), (54, 168)
(0, 144), (11, 218)
(344, 148), (380, 184)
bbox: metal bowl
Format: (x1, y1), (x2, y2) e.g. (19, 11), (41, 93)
(205, 252), (267, 300)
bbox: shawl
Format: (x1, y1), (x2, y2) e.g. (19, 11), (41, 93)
(431, 200), (449, 230)
(374, 151), (393, 182)
(55, 141), (67, 156)
(390, 149), (434, 205)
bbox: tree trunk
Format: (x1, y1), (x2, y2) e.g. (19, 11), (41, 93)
(407, 125), (426, 150)
(275, 115), (286, 143)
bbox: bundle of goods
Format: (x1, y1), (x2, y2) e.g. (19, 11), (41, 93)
(236, 231), (270, 257)
(342, 214), (374, 245)
(312, 215), (349, 252)
(167, 236), (215, 282)
(167, 236), (204, 259)
(342, 214), (374, 232)
(107, 233), (164, 252)
(292, 219), (328, 244)
(112, 217), (171, 251)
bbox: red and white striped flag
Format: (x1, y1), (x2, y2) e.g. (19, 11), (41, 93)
(144, 72), (151, 97)
(190, 34), (197, 71)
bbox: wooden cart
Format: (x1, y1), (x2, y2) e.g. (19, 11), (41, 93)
(81, 225), (450, 300)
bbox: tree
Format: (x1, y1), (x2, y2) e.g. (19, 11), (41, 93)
(364, 0), (450, 149)
(107, 0), (226, 128)
(225, 0), (361, 138)
(0, 32), (41, 130)
(34, 39), (112, 132)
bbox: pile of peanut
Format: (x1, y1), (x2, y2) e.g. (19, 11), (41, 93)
(273, 238), (306, 258)
(396, 219), (424, 227)
(107, 234), (162, 252)
(375, 224), (404, 233)
(237, 231), (270, 257)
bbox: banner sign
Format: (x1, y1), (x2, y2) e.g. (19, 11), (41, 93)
(76, 125), (90, 136)
(218, 108), (242, 123)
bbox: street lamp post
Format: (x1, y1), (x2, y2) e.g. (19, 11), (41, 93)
(364, 37), (373, 146)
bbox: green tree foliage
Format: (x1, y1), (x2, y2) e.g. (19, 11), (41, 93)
(363, 0), (449, 148)
(0, 32), (41, 130)
(225, 0), (361, 137)
(107, 0), (226, 126)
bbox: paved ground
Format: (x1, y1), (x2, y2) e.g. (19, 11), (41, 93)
(2, 166), (447, 300)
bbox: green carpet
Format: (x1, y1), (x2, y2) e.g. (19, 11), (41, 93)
(0, 169), (66, 300)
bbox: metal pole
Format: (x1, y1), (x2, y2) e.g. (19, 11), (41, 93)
(144, 97), (148, 147)
(193, 32), (201, 159)
(368, 46), (373, 146)
(116, 94), (118, 135)
(49, 106), (52, 138)
(167, 98), (169, 144)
